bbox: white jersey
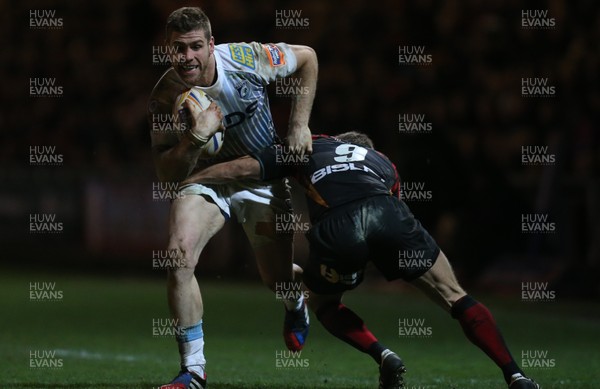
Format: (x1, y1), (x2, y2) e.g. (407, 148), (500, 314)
(148, 42), (297, 162)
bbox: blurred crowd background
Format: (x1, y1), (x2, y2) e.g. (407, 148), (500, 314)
(1, 0), (598, 297)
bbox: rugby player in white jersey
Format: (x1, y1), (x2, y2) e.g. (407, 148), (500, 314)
(147, 7), (317, 389)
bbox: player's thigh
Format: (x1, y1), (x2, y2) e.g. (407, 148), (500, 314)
(241, 204), (294, 286)
(302, 205), (371, 294)
(234, 181), (295, 286)
(367, 197), (438, 281)
(168, 194), (225, 267)
(410, 250), (466, 312)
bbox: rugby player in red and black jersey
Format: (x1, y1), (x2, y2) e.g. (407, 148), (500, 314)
(182, 132), (540, 389)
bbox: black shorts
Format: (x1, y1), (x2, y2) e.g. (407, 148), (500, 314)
(303, 195), (440, 295)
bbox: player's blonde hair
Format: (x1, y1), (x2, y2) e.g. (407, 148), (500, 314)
(166, 7), (212, 41)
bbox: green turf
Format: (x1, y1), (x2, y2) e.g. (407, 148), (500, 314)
(1, 270), (598, 388)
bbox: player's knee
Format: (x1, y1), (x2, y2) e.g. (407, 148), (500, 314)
(167, 237), (201, 268)
(163, 241), (200, 285)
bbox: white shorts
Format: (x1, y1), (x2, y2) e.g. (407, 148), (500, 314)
(178, 179), (292, 246)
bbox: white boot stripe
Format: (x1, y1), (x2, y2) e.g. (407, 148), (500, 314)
(190, 380), (200, 389)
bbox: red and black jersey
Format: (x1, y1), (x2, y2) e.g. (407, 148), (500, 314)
(251, 135), (400, 221)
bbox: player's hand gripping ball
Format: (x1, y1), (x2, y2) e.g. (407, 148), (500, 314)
(173, 87), (225, 158)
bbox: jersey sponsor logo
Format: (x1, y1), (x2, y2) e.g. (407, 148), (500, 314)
(229, 44), (255, 69)
(320, 265), (361, 286)
(223, 100), (260, 129)
(310, 162), (380, 184)
(234, 80), (250, 99)
(263, 44), (286, 67)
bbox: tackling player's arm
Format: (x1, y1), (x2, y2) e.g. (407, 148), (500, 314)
(151, 101), (224, 182)
(286, 45), (318, 155)
(182, 145), (293, 185)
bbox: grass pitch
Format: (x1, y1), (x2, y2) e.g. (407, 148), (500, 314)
(1, 270), (598, 388)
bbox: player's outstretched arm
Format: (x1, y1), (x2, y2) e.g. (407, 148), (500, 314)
(152, 102), (223, 182)
(182, 156), (261, 185)
(286, 45), (318, 155)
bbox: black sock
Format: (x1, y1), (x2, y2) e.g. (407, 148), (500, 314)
(502, 361), (524, 384)
(367, 341), (388, 364)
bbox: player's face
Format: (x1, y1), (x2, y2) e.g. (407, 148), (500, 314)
(168, 29), (215, 86)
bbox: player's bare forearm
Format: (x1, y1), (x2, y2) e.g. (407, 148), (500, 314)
(151, 102), (224, 182)
(181, 156), (261, 185)
(287, 45), (318, 154)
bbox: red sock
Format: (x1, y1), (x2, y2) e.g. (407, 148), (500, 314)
(452, 295), (523, 383)
(315, 302), (386, 363)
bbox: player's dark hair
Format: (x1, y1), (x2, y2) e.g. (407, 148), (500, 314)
(335, 131), (375, 148)
(166, 7), (212, 41)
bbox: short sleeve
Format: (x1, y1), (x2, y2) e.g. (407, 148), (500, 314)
(216, 42), (297, 83)
(249, 42), (298, 83)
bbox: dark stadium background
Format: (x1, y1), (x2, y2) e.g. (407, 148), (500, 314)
(1, 0), (598, 299)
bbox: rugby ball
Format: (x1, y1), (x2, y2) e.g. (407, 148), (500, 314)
(173, 87), (225, 158)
